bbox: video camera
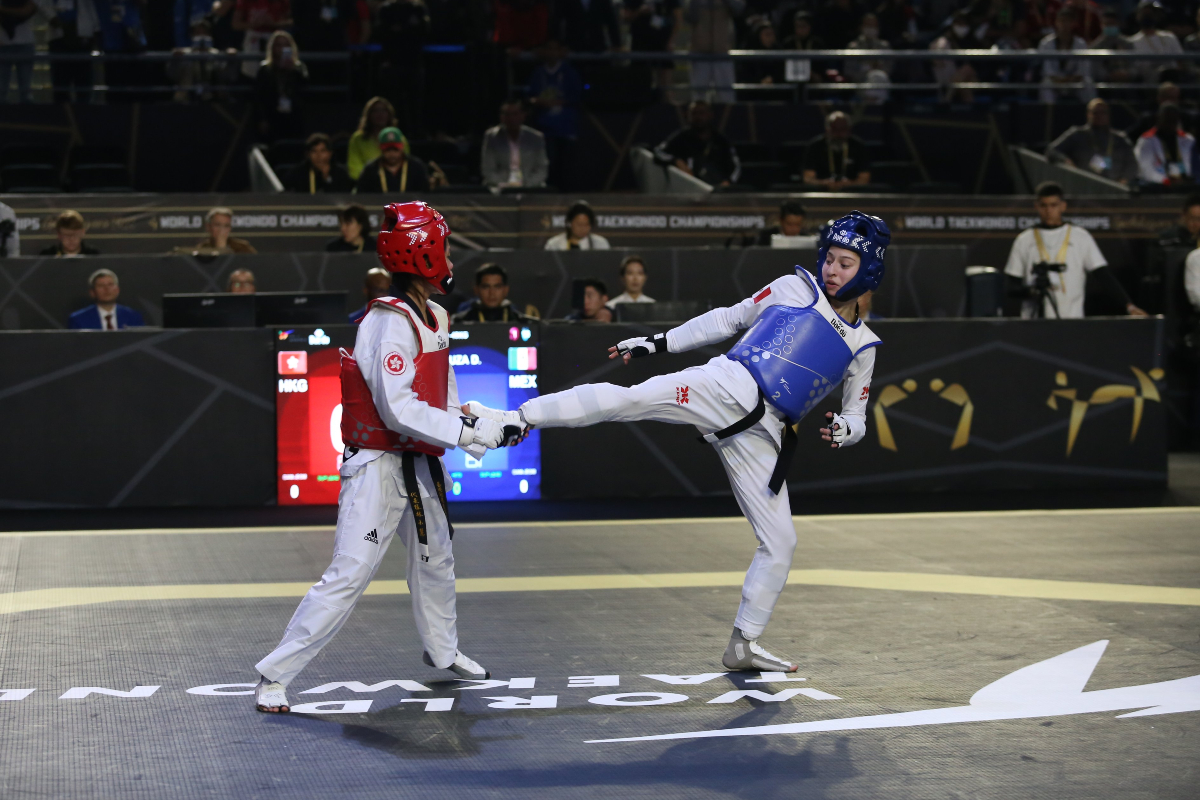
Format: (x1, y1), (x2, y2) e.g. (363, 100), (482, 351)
(1031, 261), (1065, 292)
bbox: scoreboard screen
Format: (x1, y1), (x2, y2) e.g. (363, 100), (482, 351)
(276, 322), (541, 505)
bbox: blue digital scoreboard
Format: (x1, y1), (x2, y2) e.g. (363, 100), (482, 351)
(441, 323), (541, 501)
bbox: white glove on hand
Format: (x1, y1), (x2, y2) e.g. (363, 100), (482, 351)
(614, 332), (669, 359)
(458, 416), (505, 450)
(821, 412), (851, 448)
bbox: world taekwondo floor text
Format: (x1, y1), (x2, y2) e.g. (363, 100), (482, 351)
(1, 508), (1197, 799)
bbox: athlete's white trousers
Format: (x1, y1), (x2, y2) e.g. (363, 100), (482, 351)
(256, 452), (458, 686)
(520, 358), (794, 639)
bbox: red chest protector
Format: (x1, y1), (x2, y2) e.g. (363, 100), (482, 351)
(340, 297), (451, 456)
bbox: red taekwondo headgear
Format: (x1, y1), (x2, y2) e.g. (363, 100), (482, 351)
(376, 201), (454, 294)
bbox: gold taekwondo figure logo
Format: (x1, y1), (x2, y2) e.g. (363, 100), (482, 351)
(873, 378), (974, 452)
(1047, 367), (1164, 456)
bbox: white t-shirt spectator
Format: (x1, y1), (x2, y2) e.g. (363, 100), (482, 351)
(0, 201), (18, 257)
(1184, 248), (1200, 310)
(606, 292), (655, 308)
(1128, 29), (1182, 81)
(543, 232), (610, 250)
(1004, 223), (1107, 319)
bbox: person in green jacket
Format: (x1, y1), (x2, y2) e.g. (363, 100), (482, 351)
(348, 96), (403, 179)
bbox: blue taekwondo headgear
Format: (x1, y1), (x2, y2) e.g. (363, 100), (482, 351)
(815, 211), (891, 301)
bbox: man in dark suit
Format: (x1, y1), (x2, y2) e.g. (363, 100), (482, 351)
(68, 269), (145, 330)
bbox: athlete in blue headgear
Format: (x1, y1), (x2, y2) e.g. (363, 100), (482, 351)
(466, 210), (889, 672)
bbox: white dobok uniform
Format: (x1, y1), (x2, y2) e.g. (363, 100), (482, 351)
(520, 270), (878, 639)
(257, 298), (478, 687)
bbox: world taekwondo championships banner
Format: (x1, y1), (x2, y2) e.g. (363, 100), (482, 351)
(0, 318), (1165, 508)
(1, 192), (1188, 266)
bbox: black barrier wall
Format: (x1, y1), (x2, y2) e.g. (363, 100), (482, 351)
(0, 329), (276, 509)
(0, 318), (1166, 508)
(0, 246), (967, 331)
(538, 319), (1168, 498)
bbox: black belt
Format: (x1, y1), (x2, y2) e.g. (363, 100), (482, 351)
(400, 452), (454, 555)
(696, 389), (797, 496)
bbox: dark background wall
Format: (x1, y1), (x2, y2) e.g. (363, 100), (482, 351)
(0, 319), (1167, 509)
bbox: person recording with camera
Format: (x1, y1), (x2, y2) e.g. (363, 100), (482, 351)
(1004, 182), (1147, 319)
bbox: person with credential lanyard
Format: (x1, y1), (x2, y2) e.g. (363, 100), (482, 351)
(468, 211), (890, 674)
(353, 126), (437, 194)
(1134, 103), (1195, 187)
(1046, 99), (1137, 185)
(1004, 182), (1148, 319)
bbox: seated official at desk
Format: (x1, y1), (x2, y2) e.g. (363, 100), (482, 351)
(755, 200), (810, 246)
(452, 263), (537, 323)
(564, 278), (613, 322)
(349, 266), (393, 323)
(1003, 182), (1146, 319)
(40, 210), (99, 256)
(68, 269), (144, 330)
(606, 255), (655, 308)
(326, 204), (377, 253)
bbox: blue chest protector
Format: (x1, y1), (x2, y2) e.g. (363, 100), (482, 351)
(726, 304), (856, 422)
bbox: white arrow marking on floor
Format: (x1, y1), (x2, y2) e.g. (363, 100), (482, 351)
(587, 641), (1200, 744)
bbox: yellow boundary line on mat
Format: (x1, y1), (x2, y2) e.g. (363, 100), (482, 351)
(2, 506), (1198, 539)
(2, 569), (1198, 616)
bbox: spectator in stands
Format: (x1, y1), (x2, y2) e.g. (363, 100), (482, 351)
(68, 269), (144, 330)
(349, 266), (391, 323)
(846, 13), (892, 83)
(0, 199), (19, 257)
(1128, 82), (1195, 139)
(738, 21), (785, 85)
(354, 126), (437, 193)
(624, 0), (681, 94)
(565, 278), (613, 321)
(544, 200), (610, 250)
(606, 255), (655, 307)
(930, 11), (981, 103)
(376, 0), (431, 137)
(0, 0), (48, 104)
(195, 207), (258, 253)
(40, 211), (99, 256)
(451, 264), (536, 323)
(653, 100), (741, 187)
(326, 204), (377, 252)
(1090, 8), (1134, 83)
(816, 0), (865, 50)
(254, 30), (308, 142)
(803, 111), (872, 189)
(1134, 103), (1195, 186)
(1046, 98), (1137, 185)
(1186, 6), (1200, 52)
(554, 0), (621, 53)
(528, 38), (583, 190)
(169, 18), (240, 103)
(233, 0), (293, 80)
(781, 11), (825, 84)
(47, 0), (98, 103)
(348, 97), (397, 180)
(1004, 181), (1146, 319)
(481, 99), (550, 190)
(686, 0), (742, 102)
(1154, 193), (1200, 249)
(1128, 0), (1181, 83)
(1038, 7), (1095, 104)
(754, 199), (809, 245)
(226, 268), (256, 293)
(175, 0), (211, 46)
(284, 133), (354, 193)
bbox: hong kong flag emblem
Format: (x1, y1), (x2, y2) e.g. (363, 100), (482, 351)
(384, 352), (406, 375)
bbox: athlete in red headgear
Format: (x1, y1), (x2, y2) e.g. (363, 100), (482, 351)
(253, 202), (521, 712)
